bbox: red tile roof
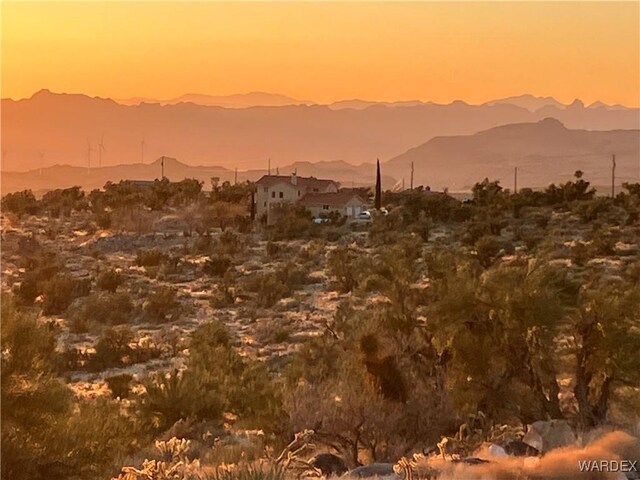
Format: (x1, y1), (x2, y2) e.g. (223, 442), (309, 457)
(298, 191), (367, 207)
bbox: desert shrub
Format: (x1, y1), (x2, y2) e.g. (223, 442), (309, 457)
(105, 373), (133, 399)
(192, 235), (214, 254)
(210, 273), (237, 308)
(91, 327), (134, 371)
(140, 321), (283, 433)
(213, 464), (286, 480)
(327, 245), (362, 292)
(574, 197), (616, 223)
(245, 272), (289, 308)
(462, 219), (503, 245)
(368, 210), (404, 245)
(2, 297), (140, 480)
(41, 186), (88, 217)
(255, 319), (292, 345)
(67, 292), (135, 333)
(13, 252), (63, 305)
(135, 248), (167, 267)
(94, 210), (112, 229)
(203, 256), (232, 277)
(244, 263), (308, 308)
(1, 189), (40, 217)
(219, 230), (244, 256)
(324, 228), (343, 242)
(266, 204), (316, 241)
(265, 240), (282, 256)
(96, 268), (125, 292)
(42, 273), (91, 315)
(474, 235), (503, 268)
(14, 272), (43, 305)
(144, 286), (183, 323)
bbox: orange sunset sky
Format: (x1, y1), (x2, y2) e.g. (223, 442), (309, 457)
(1, 1), (639, 106)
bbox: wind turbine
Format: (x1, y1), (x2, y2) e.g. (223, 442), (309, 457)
(87, 140), (94, 174)
(98, 134), (106, 167)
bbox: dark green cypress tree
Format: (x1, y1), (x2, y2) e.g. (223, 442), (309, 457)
(375, 158), (382, 210)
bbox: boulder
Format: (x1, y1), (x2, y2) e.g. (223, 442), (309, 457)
(346, 463), (397, 478)
(522, 420), (576, 453)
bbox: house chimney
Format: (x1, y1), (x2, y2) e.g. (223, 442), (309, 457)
(291, 172), (298, 185)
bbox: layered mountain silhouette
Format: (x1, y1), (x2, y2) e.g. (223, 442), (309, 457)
(116, 91), (311, 108)
(385, 118), (640, 191)
(2, 90), (638, 175)
(3, 119), (638, 195)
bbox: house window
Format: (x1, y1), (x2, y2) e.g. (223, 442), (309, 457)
(323, 205), (330, 210)
(298, 190), (301, 196)
(264, 187), (268, 193)
(271, 191), (275, 198)
(279, 191), (284, 199)
(263, 202), (267, 207)
(313, 188), (319, 192)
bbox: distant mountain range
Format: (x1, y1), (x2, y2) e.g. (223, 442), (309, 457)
(386, 118), (640, 191)
(113, 92), (632, 112)
(116, 91), (312, 108)
(2, 118), (638, 195)
(2, 90), (638, 176)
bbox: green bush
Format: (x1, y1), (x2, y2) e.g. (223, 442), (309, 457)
(327, 245), (362, 293)
(135, 248), (167, 267)
(1, 190), (40, 217)
(105, 373), (133, 399)
(42, 273), (91, 315)
(91, 327), (134, 371)
(144, 286), (183, 323)
(94, 210), (112, 229)
(96, 268), (124, 292)
(67, 292), (135, 333)
(475, 235), (502, 268)
(203, 256), (232, 277)
(244, 263), (308, 307)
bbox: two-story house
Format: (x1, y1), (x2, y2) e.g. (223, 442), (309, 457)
(255, 173), (339, 218)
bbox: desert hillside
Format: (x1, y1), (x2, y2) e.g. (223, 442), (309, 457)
(386, 118), (640, 191)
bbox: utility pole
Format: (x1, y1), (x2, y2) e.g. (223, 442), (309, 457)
(234, 167), (238, 184)
(611, 154), (616, 198)
(268, 158), (271, 176)
(375, 158), (382, 210)
(410, 161), (414, 190)
(514, 166), (518, 194)
(161, 156), (165, 179)
(402, 177), (405, 191)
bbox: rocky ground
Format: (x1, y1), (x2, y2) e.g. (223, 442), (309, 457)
(2, 204), (638, 405)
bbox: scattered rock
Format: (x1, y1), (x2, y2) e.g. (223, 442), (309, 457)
(346, 463), (397, 479)
(523, 419), (576, 453)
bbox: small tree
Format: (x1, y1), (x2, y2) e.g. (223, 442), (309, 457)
(572, 283), (640, 428)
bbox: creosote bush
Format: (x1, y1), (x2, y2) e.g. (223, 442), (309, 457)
(144, 286), (183, 323)
(96, 268), (125, 292)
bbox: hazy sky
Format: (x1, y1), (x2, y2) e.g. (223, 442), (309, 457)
(2, 1), (639, 106)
